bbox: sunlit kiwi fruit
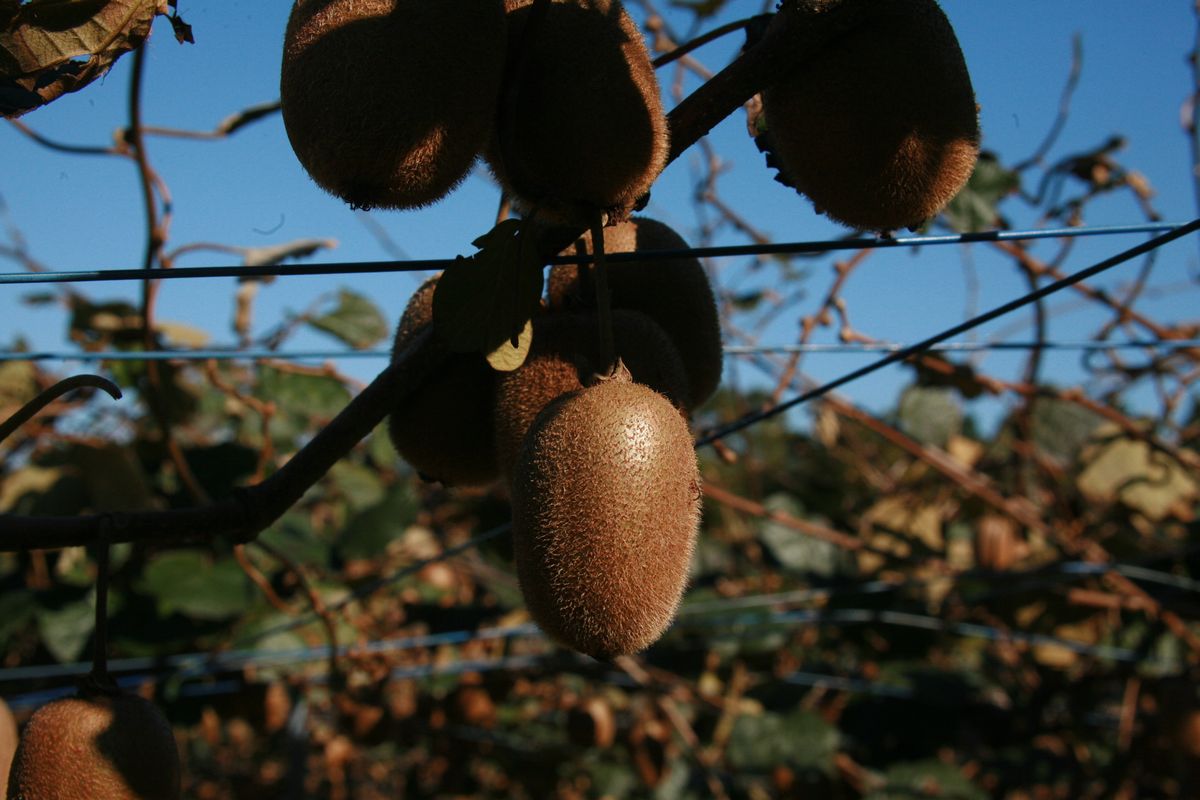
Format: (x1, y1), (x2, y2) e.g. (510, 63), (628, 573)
(548, 217), (722, 410)
(760, 0), (979, 231)
(387, 275), (499, 486)
(0, 698), (16, 796)
(493, 309), (690, 481)
(488, 0), (668, 221)
(281, 0), (506, 209)
(510, 365), (701, 659)
(6, 693), (181, 800)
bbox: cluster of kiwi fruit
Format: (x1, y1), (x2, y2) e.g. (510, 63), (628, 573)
(388, 216), (720, 658)
(281, 0), (668, 219)
(754, 0), (980, 231)
(5, 689), (181, 799)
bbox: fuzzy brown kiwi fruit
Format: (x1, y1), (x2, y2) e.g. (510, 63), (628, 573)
(387, 275), (499, 486)
(510, 364), (701, 659)
(6, 693), (180, 800)
(493, 309), (690, 480)
(0, 698), (16, 795)
(759, 0), (979, 231)
(488, 0), (668, 221)
(548, 217), (722, 410)
(281, 0), (505, 209)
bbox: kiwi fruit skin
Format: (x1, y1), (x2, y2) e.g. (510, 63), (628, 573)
(510, 368), (701, 659)
(387, 275), (499, 487)
(548, 218), (723, 410)
(281, 0), (505, 210)
(6, 694), (180, 800)
(760, 0), (979, 231)
(493, 309), (690, 481)
(0, 699), (16, 796)
(488, 0), (669, 221)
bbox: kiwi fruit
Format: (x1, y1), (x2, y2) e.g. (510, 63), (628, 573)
(759, 0), (979, 231)
(487, 0), (669, 221)
(387, 275), (500, 486)
(493, 309), (690, 480)
(280, 0), (506, 209)
(6, 693), (180, 800)
(510, 365), (701, 659)
(548, 217), (722, 410)
(0, 699), (16, 795)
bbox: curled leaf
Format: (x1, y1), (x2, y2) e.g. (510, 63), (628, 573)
(431, 218), (545, 368)
(1, 0), (170, 118)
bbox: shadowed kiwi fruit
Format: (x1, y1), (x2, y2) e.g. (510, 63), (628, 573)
(488, 0), (668, 221)
(510, 364), (701, 659)
(759, 0), (979, 231)
(0, 698), (16, 795)
(548, 217), (722, 410)
(388, 275), (499, 486)
(281, 0), (505, 209)
(493, 309), (690, 480)
(7, 693), (180, 800)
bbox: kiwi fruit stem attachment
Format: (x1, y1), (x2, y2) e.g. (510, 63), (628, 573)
(86, 516), (118, 695)
(589, 212), (617, 376)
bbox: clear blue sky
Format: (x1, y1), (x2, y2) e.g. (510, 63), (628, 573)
(1, 1), (1198, 427)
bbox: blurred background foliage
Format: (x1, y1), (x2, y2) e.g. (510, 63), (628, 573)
(2, 0), (1200, 798)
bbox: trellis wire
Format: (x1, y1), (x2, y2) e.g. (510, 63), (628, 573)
(2, 219), (1198, 708)
(0, 222), (1183, 286)
(6, 338), (1200, 364)
(696, 218), (1200, 446)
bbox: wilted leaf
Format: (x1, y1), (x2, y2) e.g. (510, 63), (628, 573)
(0, 358), (37, 408)
(156, 319), (210, 348)
(140, 551), (252, 620)
(1077, 428), (1199, 521)
(307, 288), (388, 349)
(241, 237), (337, 268)
(1, 0), (169, 118)
(432, 218), (544, 358)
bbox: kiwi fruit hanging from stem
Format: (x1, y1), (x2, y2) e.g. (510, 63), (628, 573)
(758, 0), (979, 231)
(549, 217), (723, 410)
(281, 0), (506, 210)
(387, 274), (500, 487)
(6, 691), (182, 800)
(510, 363), (701, 659)
(492, 308), (690, 481)
(488, 0), (669, 223)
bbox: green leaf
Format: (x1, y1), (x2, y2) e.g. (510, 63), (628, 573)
(431, 219), (545, 358)
(759, 493), (848, 578)
(897, 386), (962, 447)
(37, 594), (95, 663)
(1031, 397), (1103, 465)
(260, 511), (330, 566)
(140, 551), (252, 620)
(865, 760), (987, 800)
(0, 589), (35, 646)
(1, 0), (167, 118)
(941, 152), (1020, 232)
(338, 484), (419, 560)
(726, 710), (839, 773)
(328, 460), (385, 512)
(307, 288), (388, 349)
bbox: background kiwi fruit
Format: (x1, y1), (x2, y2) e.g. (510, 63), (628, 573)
(759, 0), (979, 231)
(6, 693), (181, 799)
(549, 217), (723, 410)
(281, 0), (506, 209)
(493, 309), (690, 480)
(0, 699), (16, 796)
(488, 0), (669, 221)
(510, 366), (701, 659)
(387, 275), (500, 487)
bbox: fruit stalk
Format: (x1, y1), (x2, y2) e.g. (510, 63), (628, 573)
(589, 213), (616, 375)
